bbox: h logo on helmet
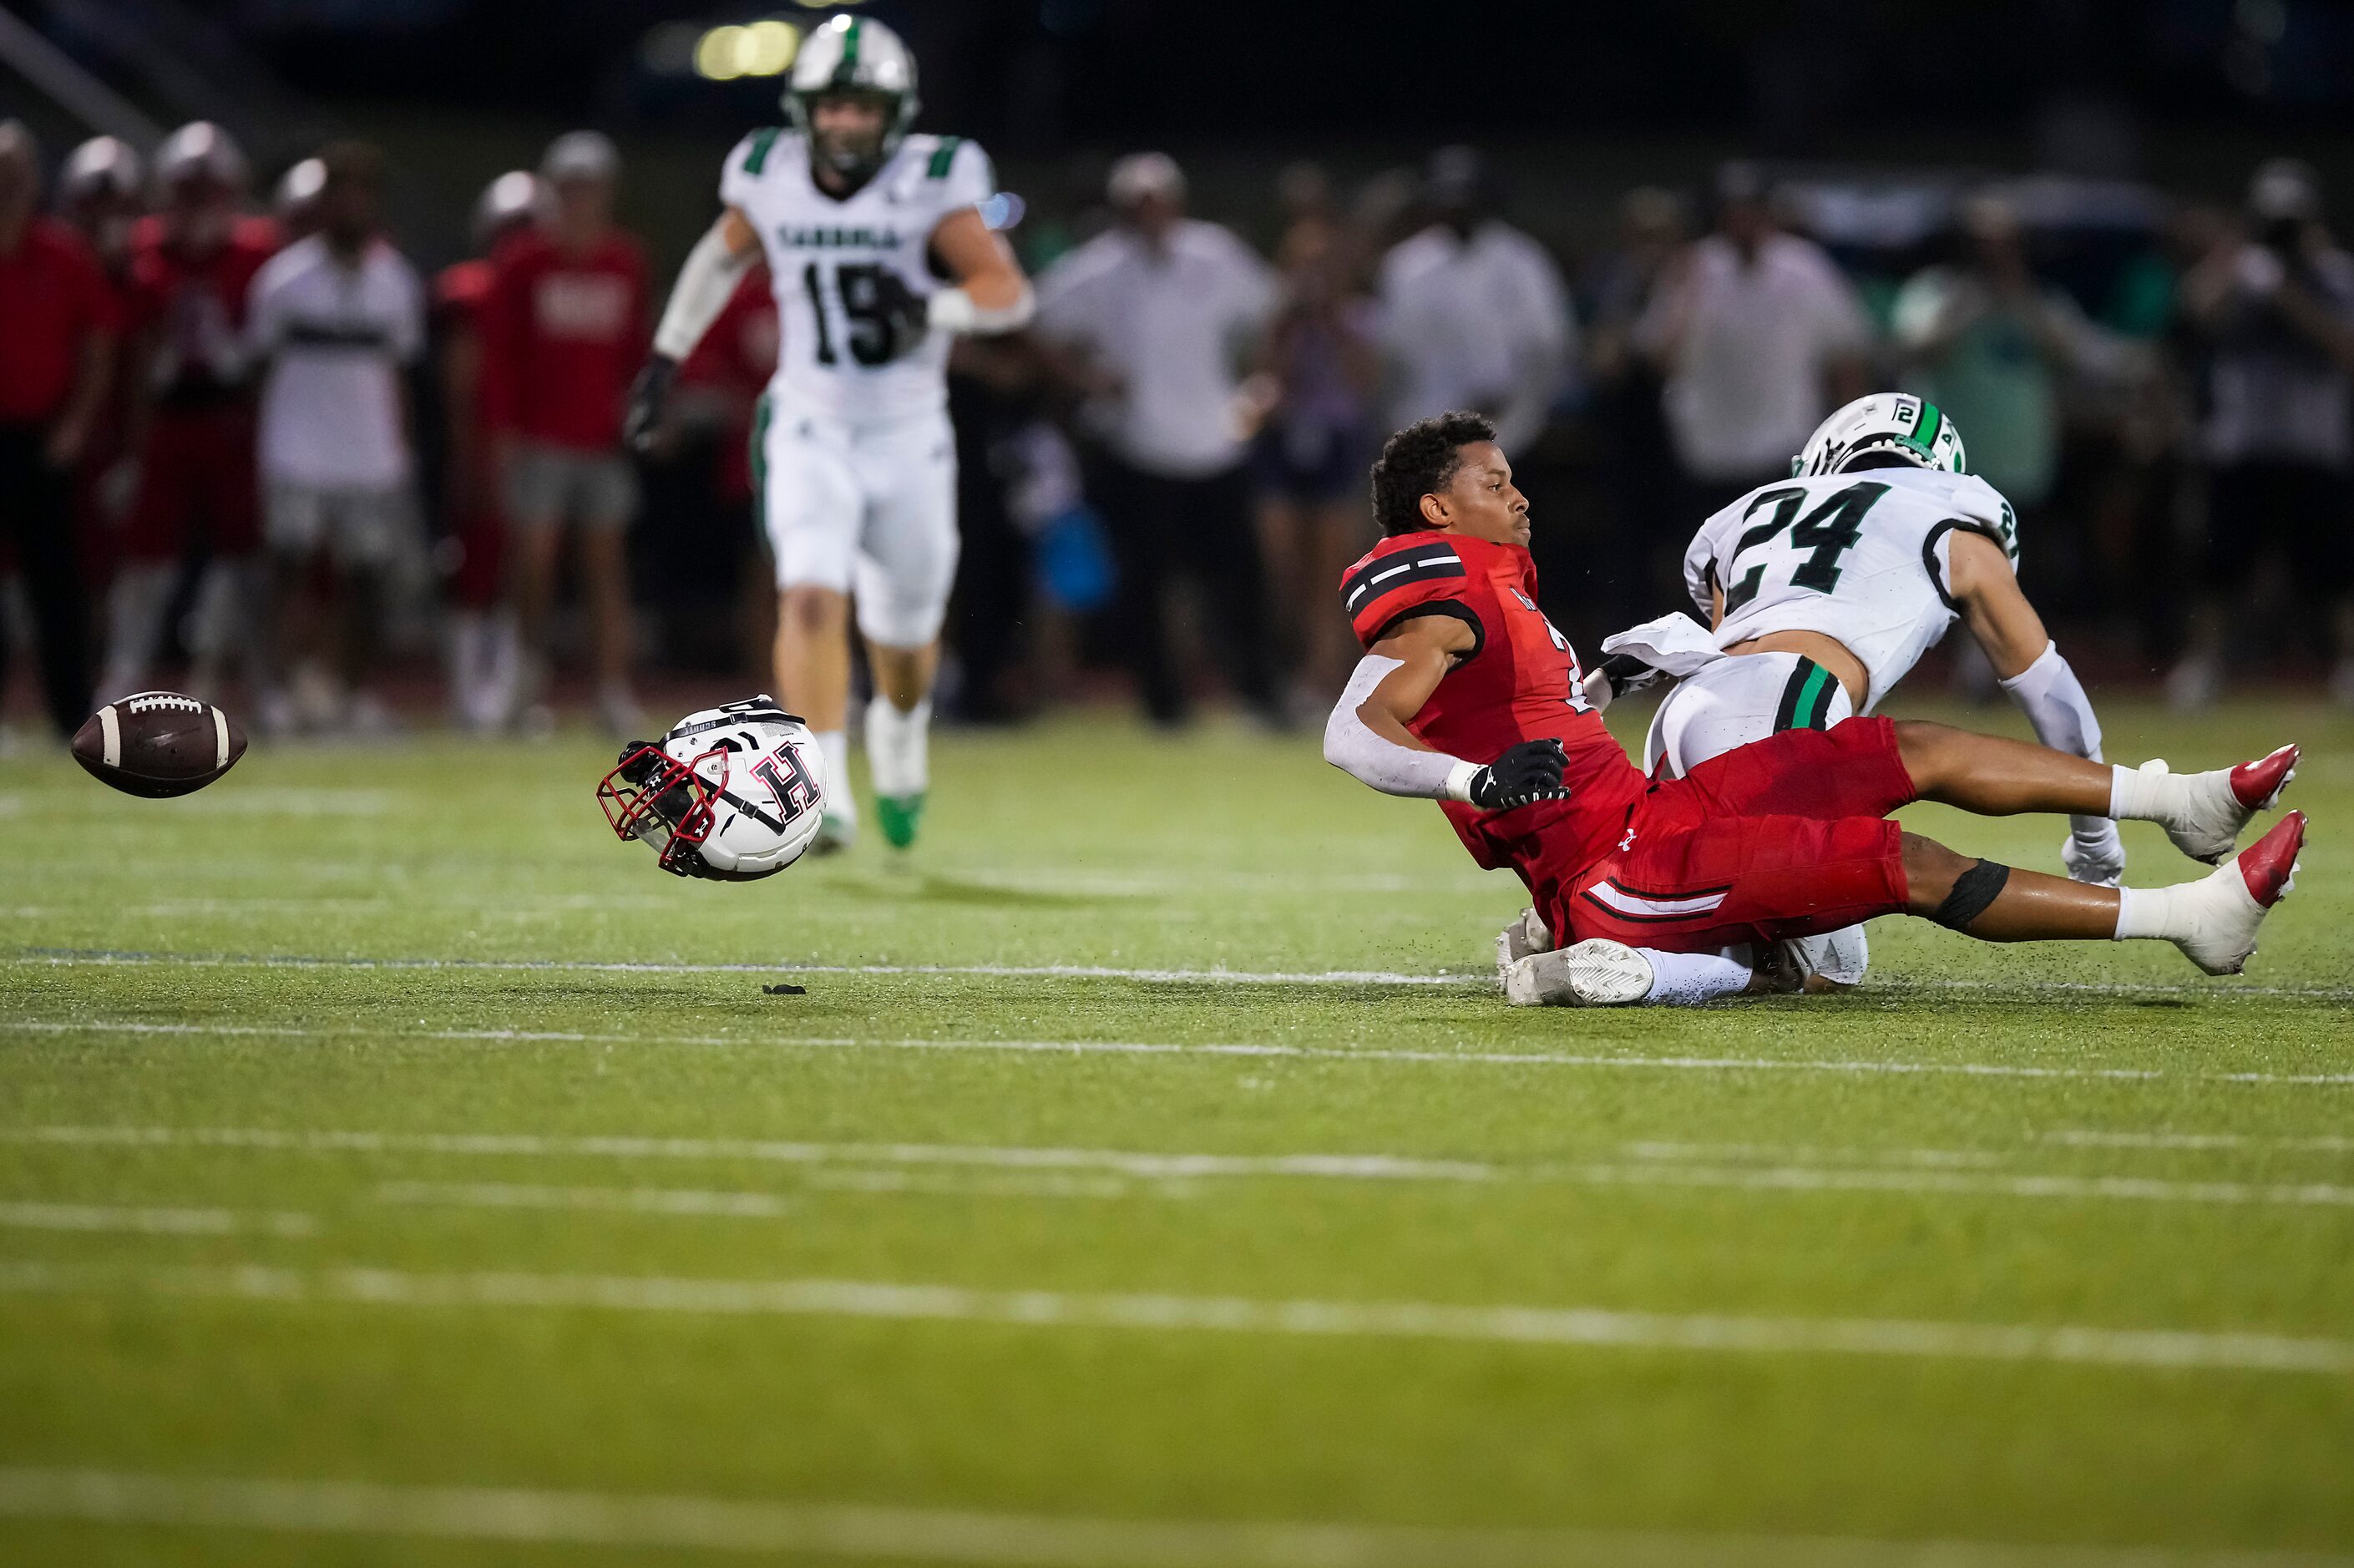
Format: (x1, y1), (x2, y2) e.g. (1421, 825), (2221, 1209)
(752, 749), (818, 818)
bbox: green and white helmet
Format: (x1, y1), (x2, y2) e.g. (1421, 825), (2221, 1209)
(787, 14), (920, 180)
(1792, 393), (1967, 478)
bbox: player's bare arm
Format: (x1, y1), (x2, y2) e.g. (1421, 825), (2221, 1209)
(926, 205), (1032, 322)
(1949, 527), (2125, 884)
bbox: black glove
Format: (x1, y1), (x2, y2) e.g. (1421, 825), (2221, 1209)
(1594, 651), (1661, 700)
(848, 268), (929, 362)
(1467, 738), (1571, 811)
(622, 356), (678, 453)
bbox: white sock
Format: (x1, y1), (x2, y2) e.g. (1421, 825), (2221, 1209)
(865, 695), (931, 799)
(2108, 761), (2168, 822)
(2108, 760), (2233, 828)
(814, 728), (857, 822)
(2113, 883), (2185, 943)
(102, 564), (175, 701)
(1641, 947), (1754, 1006)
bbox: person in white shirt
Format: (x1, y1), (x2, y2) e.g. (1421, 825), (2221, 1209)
(246, 140), (423, 733)
(1638, 163), (1870, 516)
(1035, 152), (1283, 725)
(1376, 146), (1573, 458)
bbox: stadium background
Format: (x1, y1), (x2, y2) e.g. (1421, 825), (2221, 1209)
(9, 0), (2354, 728)
(4, 5), (2354, 1565)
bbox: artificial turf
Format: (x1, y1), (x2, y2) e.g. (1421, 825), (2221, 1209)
(1, 695), (2349, 1566)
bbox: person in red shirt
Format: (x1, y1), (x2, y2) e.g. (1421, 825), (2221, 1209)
(671, 264), (779, 680)
(0, 121), (116, 736)
(1324, 412), (2308, 1006)
(55, 135), (146, 618)
(480, 130), (651, 735)
(436, 169), (540, 732)
(101, 121), (279, 709)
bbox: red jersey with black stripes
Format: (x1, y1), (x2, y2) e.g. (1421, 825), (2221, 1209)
(1340, 530), (1647, 878)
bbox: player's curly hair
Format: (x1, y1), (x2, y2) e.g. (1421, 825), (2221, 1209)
(1369, 411), (1497, 535)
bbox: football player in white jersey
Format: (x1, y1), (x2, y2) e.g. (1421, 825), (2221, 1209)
(1513, 392), (2125, 1002)
(625, 14), (1034, 853)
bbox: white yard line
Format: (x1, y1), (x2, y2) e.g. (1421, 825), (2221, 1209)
(10, 1126), (2354, 1214)
(376, 1181), (805, 1218)
(2044, 1130), (2354, 1155)
(13, 948), (1471, 986)
(0, 1261), (2346, 1377)
(379, 1172), (1139, 1211)
(0, 1125), (1500, 1182)
(0, 1201), (312, 1237)
(1562, 1164), (2354, 1209)
(11, 1015), (2354, 1085)
(4, 1468), (2341, 1568)
(19, 945), (2354, 1001)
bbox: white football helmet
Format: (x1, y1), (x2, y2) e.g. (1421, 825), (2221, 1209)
(60, 136), (144, 205)
(153, 121), (249, 195)
(1793, 393), (1967, 478)
(787, 14), (919, 180)
(598, 698), (826, 880)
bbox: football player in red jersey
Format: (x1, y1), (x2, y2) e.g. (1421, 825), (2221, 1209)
(101, 122), (279, 709)
(1324, 413), (2308, 1005)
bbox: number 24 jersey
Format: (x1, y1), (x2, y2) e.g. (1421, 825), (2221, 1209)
(720, 127), (995, 424)
(1683, 467), (2021, 713)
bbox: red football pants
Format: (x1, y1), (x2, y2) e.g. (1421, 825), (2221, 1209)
(124, 405), (259, 561)
(1538, 717), (1916, 953)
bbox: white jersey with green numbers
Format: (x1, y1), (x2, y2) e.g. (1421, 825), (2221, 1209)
(1681, 466), (2022, 712)
(720, 126), (994, 423)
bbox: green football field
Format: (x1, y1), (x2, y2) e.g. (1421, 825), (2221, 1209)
(1, 695), (2350, 1567)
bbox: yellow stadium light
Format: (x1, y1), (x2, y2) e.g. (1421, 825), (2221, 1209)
(695, 24), (747, 79)
(794, 0), (862, 8)
(742, 19), (799, 75)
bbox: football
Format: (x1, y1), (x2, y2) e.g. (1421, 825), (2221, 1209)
(70, 690), (248, 799)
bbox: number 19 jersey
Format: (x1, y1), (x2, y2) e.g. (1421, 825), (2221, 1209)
(720, 128), (995, 424)
(1683, 467), (2021, 712)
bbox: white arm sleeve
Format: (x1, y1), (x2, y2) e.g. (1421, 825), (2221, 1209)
(1999, 640), (2101, 761)
(651, 224), (756, 362)
(1324, 654), (1481, 802)
(2000, 640), (2109, 838)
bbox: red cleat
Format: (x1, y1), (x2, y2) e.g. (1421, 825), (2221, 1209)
(2230, 744), (2300, 812)
(2236, 809), (2306, 908)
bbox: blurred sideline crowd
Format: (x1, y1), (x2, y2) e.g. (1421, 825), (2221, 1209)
(4, 116), (2353, 746)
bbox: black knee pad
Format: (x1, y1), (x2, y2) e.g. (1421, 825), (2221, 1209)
(1931, 858), (2011, 930)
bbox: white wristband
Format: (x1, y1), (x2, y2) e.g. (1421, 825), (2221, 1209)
(924, 284), (1036, 336)
(1440, 759), (1483, 804)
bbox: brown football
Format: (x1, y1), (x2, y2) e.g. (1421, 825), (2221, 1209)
(71, 691), (248, 799)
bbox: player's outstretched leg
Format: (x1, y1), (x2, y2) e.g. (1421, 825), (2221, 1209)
(1507, 814), (2306, 1006)
(1895, 721), (2298, 864)
(1903, 816), (2304, 975)
(1505, 941), (1765, 1007)
(777, 585), (858, 852)
(865, 640), (939, 852)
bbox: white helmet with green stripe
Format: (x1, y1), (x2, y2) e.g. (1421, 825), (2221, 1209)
(787, 14), (920, 181)
(1792, 393), (1967, 479)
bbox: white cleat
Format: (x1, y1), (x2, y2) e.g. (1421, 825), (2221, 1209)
(1784, 925), (1870, 990)
(2172, 811), (2305, 976)
(2154, 744), (2299, 865)
(1494, 907), (1552, 979)
(1504, 938), (1654, 1008)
